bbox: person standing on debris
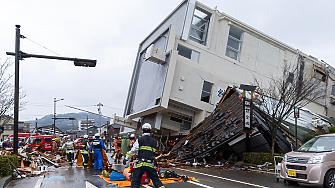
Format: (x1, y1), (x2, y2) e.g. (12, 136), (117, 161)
(81, 135), (90, 168)
(61, 137), (75, 166)
(90, 133), (106, 170)
(123, 123), (165, 188)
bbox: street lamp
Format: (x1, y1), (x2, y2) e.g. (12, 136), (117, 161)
(7, 25), (97, 154)
(54, 98), (64, 135)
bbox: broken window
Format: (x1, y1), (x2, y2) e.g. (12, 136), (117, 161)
(201, 81), (212, 103)
(177, 44), (199, 62)
(190, 7), (211, 45)
(313, 65), (326, 82)
(226, 26), (243, 61)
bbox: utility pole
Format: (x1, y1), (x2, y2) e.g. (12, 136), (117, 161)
(97, 102), (103, 129)
(87, 115), (89, 136)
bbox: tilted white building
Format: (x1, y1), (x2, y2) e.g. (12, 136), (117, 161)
(124, 0), (335, 136)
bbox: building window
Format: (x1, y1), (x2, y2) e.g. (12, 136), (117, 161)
(170, 116), (183, 123)
(177, 44), (199, 62)
(201, 81), (212, 103)
(313, 65), (326, 82)
(226, 26), (243, 61)
(190, 7), (211, 45)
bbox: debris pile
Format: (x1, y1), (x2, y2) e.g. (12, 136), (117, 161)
(165, 86), (292, 164)
(0, 146), (68, 179)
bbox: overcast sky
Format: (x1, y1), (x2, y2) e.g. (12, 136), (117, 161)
(1, 0), (334, 122)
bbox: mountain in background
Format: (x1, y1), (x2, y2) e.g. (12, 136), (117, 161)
(28, 112), (111, 132)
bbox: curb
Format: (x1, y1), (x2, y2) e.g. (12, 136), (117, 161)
(0, 175), (11, 188)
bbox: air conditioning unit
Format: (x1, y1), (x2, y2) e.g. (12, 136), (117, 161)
(145, 44), (166, 64)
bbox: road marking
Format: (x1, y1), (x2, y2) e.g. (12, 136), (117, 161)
(142, 185), (152, 188)
(86, 181), (97, 188)
(188, 181), (214, 188)
(178, 168), (269, 188)
(34, 175), (44, 188)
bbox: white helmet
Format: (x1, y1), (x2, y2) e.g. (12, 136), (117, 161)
(94, 133), (100, 138)
(130, 134), (135, 138)
(84, 135), (89, 139)
(142, 123), (152, 133)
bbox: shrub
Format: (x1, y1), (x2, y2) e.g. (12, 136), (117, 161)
(329, 126), (335, 134)
(0, 155), (18, 177)
(243, 152), (284, 166)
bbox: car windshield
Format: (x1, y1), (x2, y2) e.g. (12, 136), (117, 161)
(27, 138), (33, 144)
(298, 136), (335, 152)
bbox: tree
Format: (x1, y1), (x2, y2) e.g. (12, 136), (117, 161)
(0, 57), (26, 130)
(253, 55), (325, 154)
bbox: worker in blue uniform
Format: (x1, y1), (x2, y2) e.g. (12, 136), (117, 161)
(90, 133), (106, 170)
(123, 123), (165, 188)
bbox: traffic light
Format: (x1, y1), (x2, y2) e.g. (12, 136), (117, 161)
(0, 126), (4, 134)
(69, 118), (76, 120)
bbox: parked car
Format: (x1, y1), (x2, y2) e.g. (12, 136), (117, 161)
(26, 135), (54, 151)
(280, 133), (335, 187)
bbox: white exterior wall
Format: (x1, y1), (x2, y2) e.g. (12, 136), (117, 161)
(125, 0), (335, 136)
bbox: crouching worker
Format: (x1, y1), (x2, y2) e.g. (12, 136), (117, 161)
(90, 133), (106, 170)
(123, 123), (165, 188)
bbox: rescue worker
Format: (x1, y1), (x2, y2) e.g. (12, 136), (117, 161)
(121, 134), (130, 156)
(123, 123), (165, 188)
(129, 134), (135, 149)
(90, 133), (106, 170)
(52, 138), (57, 153)
(113, 136), (122, 163)
(81, 135), (90, 168)
(61, 137), (75, 166)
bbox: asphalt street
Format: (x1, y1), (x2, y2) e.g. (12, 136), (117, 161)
(3, 147), (325, 188)
(5, 165), (326, 188)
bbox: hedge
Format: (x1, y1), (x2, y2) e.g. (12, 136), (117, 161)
(0, 155), (18, 178)
(243, 152), (284, 166)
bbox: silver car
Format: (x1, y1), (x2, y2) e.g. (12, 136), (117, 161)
(280, 133), (335, 188)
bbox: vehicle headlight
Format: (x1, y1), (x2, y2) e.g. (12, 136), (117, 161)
(283, 154), (287, 162)
(307, 154), (327, 164)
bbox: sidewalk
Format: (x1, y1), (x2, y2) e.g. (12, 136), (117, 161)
(0, 175), (12, 188)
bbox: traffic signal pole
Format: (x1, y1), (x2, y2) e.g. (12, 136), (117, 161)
(7, 25), (97, 154)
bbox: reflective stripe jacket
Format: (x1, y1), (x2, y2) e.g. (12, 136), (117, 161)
(125, 133), (158, 161)
(81, 139), (90, 153)
(61, 141), (75, 152)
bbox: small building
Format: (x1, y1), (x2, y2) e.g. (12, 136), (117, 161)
(0, 116), (25, 141)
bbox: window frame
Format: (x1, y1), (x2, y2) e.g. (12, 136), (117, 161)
(226, 26), (243, 61)
(313, 65), (327, 82)
(201, 81), (213, 103)
(177, 44), (200, 62)
(189, 7), (211, 46)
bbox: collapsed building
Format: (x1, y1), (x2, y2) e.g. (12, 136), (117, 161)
(167, 86), (334, 162)
(120, 0), (335, 142)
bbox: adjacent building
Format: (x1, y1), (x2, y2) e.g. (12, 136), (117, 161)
(124, 0), (335, 137)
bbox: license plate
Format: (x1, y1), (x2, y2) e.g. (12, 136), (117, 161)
(287, 170), (296, 177)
